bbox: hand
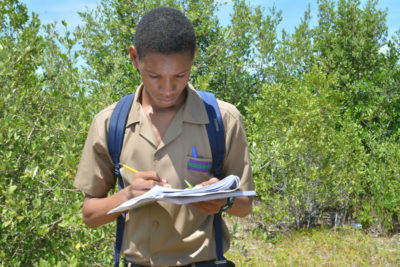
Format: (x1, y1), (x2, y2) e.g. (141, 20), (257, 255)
(191, 177), (227, 214)
(81, 171), (171, 228)
(123, 171), (170, 199)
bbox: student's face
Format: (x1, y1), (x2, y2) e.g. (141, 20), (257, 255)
(130, 46), (196, 110)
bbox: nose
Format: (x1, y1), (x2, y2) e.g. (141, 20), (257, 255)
(159, 77), (176, 93)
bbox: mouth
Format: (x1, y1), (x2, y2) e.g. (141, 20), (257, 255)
(159, 95), (177, 104)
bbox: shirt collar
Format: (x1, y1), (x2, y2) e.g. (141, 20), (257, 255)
(125, 83), (209, 128)
(125, 84), (143, 128)
(183, 83), (209, 124)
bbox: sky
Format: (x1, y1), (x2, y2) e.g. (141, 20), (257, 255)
(21, 0), (399, 38)
(218, 0), (399, 37)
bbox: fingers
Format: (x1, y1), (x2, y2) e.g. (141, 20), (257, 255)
(127, 171), (171, 198)
(137, 171), (162, 183)
(192, 199), (226, 215)
(197, 177), (219, 187)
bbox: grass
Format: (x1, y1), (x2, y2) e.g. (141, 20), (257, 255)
(224, 217), (400, 266)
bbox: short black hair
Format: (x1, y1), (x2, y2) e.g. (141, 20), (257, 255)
(135, 7), (196, 60)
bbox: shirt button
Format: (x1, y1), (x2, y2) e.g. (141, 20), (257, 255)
(153, 221), (159, 228)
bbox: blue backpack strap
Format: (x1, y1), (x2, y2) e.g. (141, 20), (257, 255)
(197, 91), (225, 179)
(108, 93), (135, 267)
(197, 91), (226, 262)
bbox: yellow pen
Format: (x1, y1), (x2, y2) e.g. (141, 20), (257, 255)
(120, 163), (138, 174)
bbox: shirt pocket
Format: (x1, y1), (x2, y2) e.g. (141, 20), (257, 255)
(184, 156), (213, 185)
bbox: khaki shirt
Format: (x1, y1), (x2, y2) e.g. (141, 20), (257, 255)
(74, 84), (254, 266)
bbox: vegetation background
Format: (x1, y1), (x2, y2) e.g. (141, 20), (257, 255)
(1, 0), (399, 265)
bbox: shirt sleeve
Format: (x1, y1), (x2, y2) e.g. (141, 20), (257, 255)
(219, 101), (255, 191)
(73, 110), (116, 197)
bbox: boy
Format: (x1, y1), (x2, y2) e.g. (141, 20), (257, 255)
(74, 7), (254, 266)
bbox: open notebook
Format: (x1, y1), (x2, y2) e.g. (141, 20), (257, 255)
(107, 175), (256, 214)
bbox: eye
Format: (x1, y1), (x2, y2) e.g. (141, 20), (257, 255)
(149, 74), (159, 79)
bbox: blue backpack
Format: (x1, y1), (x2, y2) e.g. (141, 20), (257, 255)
(108, 91), (226, 267)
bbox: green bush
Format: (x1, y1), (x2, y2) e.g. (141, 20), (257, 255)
(246, 67), (365, 228)
(0, 0), (114, 265)
(246, 0), (400, 232)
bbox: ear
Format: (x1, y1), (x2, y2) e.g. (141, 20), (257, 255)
(129, 46), (139, 68)
(192, 45), (198, 64)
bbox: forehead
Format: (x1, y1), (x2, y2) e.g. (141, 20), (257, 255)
(138, 51), (194, 73)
